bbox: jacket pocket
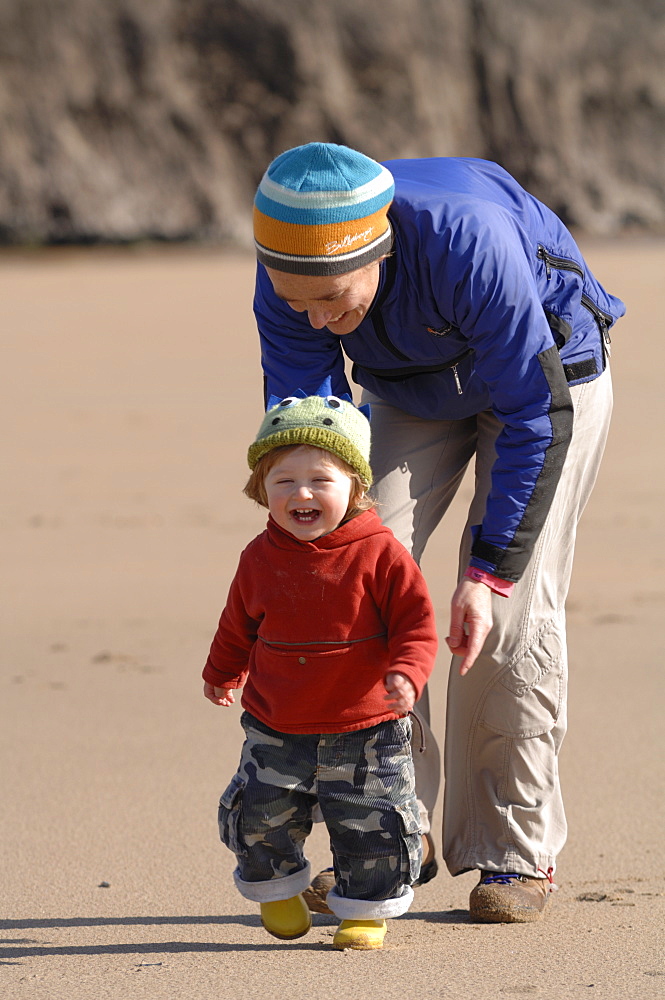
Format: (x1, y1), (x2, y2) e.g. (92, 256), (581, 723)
(218, 772), (247, 856)
(480, 618), (566, 738)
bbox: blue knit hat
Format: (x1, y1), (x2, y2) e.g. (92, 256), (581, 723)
(254, 142), (395, 276)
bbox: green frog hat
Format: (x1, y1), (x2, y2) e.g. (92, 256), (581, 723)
(248, 379), (372, 488)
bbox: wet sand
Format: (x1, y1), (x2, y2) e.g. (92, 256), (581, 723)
(1, 241), (663, 999)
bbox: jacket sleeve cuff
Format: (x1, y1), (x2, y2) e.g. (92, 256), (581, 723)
(464, 565), (514, 597)
(202, 660), (244, 688)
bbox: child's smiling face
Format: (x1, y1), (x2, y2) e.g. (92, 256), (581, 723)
(264, 445), (355, 541)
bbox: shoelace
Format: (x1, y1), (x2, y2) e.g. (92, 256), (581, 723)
(481, 872), (526, 885)
(481, 867), (558, 892)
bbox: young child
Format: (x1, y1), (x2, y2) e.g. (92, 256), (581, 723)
(203, 389), (437, 950)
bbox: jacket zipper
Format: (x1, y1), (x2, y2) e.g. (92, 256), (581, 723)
(537, 245), (612, 356)
(581, 294), (613, 356)
(537, 245), (584, 281)
(353, 348), (472, 383)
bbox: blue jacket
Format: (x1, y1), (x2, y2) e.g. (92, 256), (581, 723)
(254, 157), (625, 583)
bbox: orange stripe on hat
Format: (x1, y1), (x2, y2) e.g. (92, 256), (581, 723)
(253, 205), (391, 260)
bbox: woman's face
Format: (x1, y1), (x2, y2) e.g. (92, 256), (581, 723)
(265, 261), (381, 336)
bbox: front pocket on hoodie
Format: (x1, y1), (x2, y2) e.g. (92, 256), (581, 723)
(253, 635), (390, 716)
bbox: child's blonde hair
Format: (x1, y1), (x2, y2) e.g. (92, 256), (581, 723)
(244, 444), (375, 521)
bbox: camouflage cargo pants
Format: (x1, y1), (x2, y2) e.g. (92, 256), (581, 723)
(218, 711), (422, 920)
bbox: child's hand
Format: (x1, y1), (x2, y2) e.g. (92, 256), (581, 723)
(384, 672), (416, 714)
(204, 681), (236, 707)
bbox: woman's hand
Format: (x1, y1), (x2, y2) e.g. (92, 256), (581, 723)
(446, 578), (493, 675)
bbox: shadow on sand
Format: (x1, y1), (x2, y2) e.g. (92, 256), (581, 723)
(0, 908), (471, 960)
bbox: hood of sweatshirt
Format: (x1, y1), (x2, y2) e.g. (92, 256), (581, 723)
(265, 508), (393, 551)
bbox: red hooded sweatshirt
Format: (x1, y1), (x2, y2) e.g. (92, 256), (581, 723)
(203, 509), (437, 734)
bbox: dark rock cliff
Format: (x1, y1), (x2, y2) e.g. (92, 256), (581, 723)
(0, 0), (663, 244)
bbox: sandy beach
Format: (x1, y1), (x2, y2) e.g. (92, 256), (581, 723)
(1, 240), (663, 999)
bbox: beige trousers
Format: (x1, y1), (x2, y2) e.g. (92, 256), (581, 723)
(362, 369), (613, 876)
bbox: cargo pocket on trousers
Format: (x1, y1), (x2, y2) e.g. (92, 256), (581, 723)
(218, 772), (247, 856)
(395, 799), (423, 884)
(480, 618), (566, 738)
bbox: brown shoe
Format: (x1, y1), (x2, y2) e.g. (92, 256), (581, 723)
(469, 871), (553, 923)
(413, 832), (439, 887)
(302, 868), (335, 914)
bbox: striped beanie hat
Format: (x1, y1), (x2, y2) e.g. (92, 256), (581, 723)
(253, 142), (395, 276)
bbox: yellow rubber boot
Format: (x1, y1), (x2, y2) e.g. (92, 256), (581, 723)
(260, 894), (312, 940)
(333, 918), (387, 950)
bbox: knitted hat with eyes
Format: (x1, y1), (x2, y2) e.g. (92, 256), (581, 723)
(248, 385), (372, 488)
(253, 142), (394, 276)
